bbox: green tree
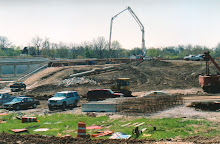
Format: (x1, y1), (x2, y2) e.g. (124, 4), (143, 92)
(130, 47), (142, 56)
(147, 48), (160, 57)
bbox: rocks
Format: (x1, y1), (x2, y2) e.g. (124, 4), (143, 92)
(57, 77), (97, 87)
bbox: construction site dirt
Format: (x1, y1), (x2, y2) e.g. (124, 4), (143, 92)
(20, 60), (210, 97)
(1, 60), (220, 116)
(0, 132), (219, 144)
(0, 60), (220, 143)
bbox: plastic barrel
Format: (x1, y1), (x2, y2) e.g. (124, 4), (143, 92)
(77, 122), (86, 138)
(21, 117), (37, 123)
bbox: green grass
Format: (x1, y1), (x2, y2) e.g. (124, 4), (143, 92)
(0, 113), (219, 140)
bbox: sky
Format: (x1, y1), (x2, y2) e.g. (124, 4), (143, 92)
(1, 0), (220, 49)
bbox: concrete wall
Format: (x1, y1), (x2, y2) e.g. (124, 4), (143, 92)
(0, 58), (48, 80)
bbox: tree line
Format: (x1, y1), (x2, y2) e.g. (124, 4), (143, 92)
(1, 35), (220, 59)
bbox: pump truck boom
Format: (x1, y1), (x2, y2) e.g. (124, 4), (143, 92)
(199, 52), (220, 93)
(108, 6), (146, 57)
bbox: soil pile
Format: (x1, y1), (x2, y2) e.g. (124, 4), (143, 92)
(88, 60), (206, 92)
(0, 133), (219, 144)
(25, 60), (208, 97)
(189, 101), (220, 111)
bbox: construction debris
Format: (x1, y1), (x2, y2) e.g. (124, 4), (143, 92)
(91, 130), (114, 138)
(116, 95), (183, 115)
(0, 113), (8, 116)
(33, 128), (50, 132)
(86, 125), (102, 130)
(109, 132), (131, 139)
(11, 129), (28, 133)
(57, 77), (97, 87)
(0, 120), (6, 124)
(121, 122), (131, 127)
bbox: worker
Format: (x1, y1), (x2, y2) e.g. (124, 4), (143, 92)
(132, 127), (140, 138)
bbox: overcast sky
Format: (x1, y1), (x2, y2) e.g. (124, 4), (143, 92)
(1, 0), (220, 49)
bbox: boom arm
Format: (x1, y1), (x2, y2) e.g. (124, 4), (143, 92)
(108, 6), (146, 57)
(204, 52), (220, 75)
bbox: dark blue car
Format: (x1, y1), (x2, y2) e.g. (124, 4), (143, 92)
(3, 96), (40, 110)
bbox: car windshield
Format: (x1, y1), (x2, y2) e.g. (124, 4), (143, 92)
(11, 98), (23, 102)
(54, 93), (67, 97)
(108, 90), (114, 94)
(196, 54), (203, 57)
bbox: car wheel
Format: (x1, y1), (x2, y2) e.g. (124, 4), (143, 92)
(15, 105), (20, 111)
(48, 106), (54, 111)
(33, 104), (37, 109)
(61, 102), (66, 110)
(73, 101), (77, 108)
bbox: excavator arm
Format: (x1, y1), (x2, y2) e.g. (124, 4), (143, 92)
(199, 52), (220, 93)
(204, 52), (220, 75)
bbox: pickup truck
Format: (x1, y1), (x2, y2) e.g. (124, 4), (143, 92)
(48, 91), (79, 111)
(0, 93), (15, 106)
(10, 82), (26, 92)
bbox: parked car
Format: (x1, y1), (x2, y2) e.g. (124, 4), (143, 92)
(3, 96), (40, 110)
(143, 56), (153, 60)
(48, 91), (79, 111)
(10, 82), (26, 92)
(0, 92), (15, 106)
(87, 89), (124, 101)
(184, 54), (204, 61)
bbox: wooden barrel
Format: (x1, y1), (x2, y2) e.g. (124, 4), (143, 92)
(77, 121), (86, 138)
(21, 117), (37, 123)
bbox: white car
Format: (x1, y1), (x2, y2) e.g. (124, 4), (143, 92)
(184, 54), (204, 61)
(48, 91), (79, 110)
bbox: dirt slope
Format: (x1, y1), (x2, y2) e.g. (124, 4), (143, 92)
(87, 60), (205, 91)
(23, 60), (209, 98)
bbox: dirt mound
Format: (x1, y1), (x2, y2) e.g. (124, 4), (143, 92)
(182, 135), (220, 143)
(25, 60), (207, 96)
(189, 101), (220, 111)
(139, 60), (173, 67)
(109, 60), (203, 92)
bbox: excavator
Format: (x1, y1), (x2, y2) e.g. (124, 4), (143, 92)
(199, 52), (220, 93)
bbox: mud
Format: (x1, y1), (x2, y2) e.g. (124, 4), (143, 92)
(189, 101), (220, 111)
(0, 133), (156, 144)
(0, 132), (219, 144)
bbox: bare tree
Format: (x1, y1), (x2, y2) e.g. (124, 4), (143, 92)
(41, 37), (50, 57)
(92, 37), (107, 59)
(31, 36), (43, 56)
(0, 36), (12, 48)
(110, 40), (121, 58)
(57, 42), (69, 58)
(50, 43), (57, 58)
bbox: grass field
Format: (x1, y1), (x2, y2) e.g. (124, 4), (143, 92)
(0, 113), (219, 140)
